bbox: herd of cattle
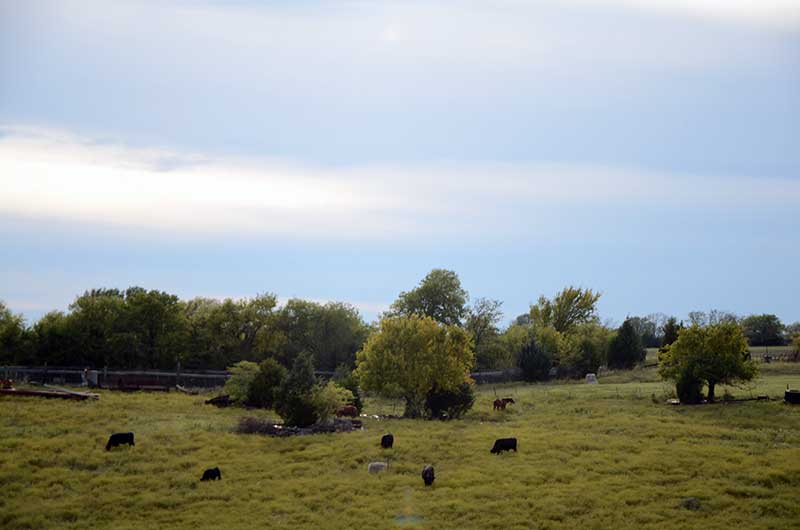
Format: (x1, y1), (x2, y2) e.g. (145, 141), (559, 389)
(104, 396), (518, 486)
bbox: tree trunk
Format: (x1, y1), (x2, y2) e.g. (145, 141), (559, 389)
(707, 380), (716, 403)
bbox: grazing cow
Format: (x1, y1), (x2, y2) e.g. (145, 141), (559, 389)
(368, 462), (388, 474)
(494, 398), (515, 411)
(381, 433), (394, 449)
(490, 437), (517, 454)
(336, 405), (358, 418)
(105, 432), (135, 451)
(421, 465), (435, 486)
(201, 467), (222, 481)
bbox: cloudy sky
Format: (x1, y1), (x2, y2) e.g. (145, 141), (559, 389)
(1, 0), (798, 325)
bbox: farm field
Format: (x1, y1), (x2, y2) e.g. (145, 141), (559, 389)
(2, 370), (800, 530)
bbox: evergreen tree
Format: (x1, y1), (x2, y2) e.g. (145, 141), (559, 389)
(608, 318), (645, 369)
(275, 352), (318, 427)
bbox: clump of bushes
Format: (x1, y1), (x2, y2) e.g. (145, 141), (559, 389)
(425, 382), (475, 419)
(225, 353), (354, 428)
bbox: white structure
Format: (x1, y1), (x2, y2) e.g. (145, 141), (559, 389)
(585, 373), (598, 384)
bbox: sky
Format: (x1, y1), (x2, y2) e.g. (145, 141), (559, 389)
(1, 0), (799, 326)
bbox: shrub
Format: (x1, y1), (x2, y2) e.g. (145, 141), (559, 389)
(518, 339), (552, 381)
(675, 371), (703, 404)
(312, 381), (355, 423)
(425, 382), (475, 419)
(275, 352), (318, 427)
(224, 361), (260, 403)
(333, 364), (364, 412)
(247, 358), (287, 409)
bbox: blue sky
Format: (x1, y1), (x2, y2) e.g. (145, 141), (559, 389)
(1, 0), (799, 326)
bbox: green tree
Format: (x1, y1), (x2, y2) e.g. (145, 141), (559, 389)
(529, 287), (601, 334)
(312, 381), (354, 423)
(518, 338), (553, 381)
(659, 322), (757, 403)
(740, 314), (785, 346)
(466, 298), (506, 369)
(224, 361), (260, 403)
(425, 382), (475, 420)
(608, 318), (645, 369)
(389, 269), (468, 326)
(356, 315), (474, 418)
(661, 317), (682, 347)
(0, 301), (27, 364)
(247, 358), (287, 409)
(275, 352), (319, 427)
(561, 324), (611, 376)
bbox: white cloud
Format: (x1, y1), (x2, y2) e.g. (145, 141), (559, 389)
(1, 126), (798, 240)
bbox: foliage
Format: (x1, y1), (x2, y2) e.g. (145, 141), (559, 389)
(529, 286), (601, 334)
(518, 338), (553, 381)
(661, 317), (682, 347)
(626, 316), (661, 348)
(675, 370), (704, 404)
(275, 352), (319, 427)
(356, 315), (474, 418)
(247, 358), (287, 409)
(740, 314), (785, 346)
(560, 324), (611, 376)
(224, 361), (261, 403)
(659, 322), (758, 402)
(466, 298), (504, 369)
(608, 318), (645, 369)
(425, 382), (476, 419)
(0, 300), (28, 364)
(389, 269), (469, 326)
(333, 364), (364, 412)
(312, 381), (355, 423)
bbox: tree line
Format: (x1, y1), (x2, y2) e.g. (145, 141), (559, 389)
(0, 269), (798, 376)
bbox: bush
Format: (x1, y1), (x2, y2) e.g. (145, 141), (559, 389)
(425, 382), (475, 419)
(224, 361), (260, 403)
(312, 381), (355, 423)
(676, 371), (703, 404)
(275, 352), (319, 427)
(518, 339), (552, 381)
(333, 364), (364, 412)
(247, 358), (287, 409)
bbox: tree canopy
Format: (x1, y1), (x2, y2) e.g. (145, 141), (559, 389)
(659, 322), (757, 403)
(740, 314), (785, 346)
(355, 315), (474, 417)
(607, 318), (646, 369)
(529, 287), (601, 334)
(389, 269), (468, 326)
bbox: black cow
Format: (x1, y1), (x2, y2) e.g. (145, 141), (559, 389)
(105, 432), (135, 451)
(490, 437), (517, 454)
(421, 465), (435, 486)
(381, 433), (394, 449)
(201, 467), (222, 481)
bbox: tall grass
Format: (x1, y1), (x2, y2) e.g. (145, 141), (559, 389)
(2, 371), (800, 530)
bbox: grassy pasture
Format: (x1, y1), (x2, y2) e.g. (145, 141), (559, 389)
(2, 372), (800, 530)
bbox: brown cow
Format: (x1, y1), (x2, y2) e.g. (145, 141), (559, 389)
(336, 405), (358, 418)
(493, 398), (515, 411)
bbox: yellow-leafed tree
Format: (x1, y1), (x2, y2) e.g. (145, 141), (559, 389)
(356, 315), (474, 418)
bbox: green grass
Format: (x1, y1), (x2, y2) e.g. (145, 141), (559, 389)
(2, 371), (800, 530)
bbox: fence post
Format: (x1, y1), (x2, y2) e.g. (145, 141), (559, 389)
(176, 359), (181, 387)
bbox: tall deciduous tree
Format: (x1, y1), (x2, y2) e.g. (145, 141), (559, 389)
(356, 315), (474, 418)
(0, 301), (27, 364)
(389, 269), (468, 326)
(659, 322), (757, 403)
(661, 317), (682, 347)
(529, 287), (601, 334)
(740, 314), (785, 346)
